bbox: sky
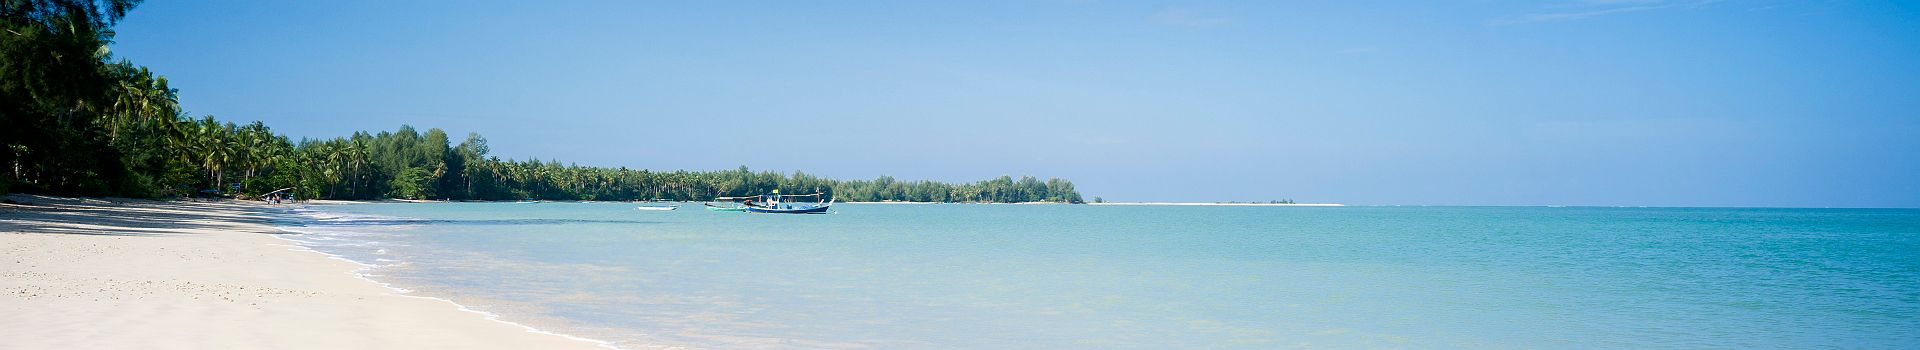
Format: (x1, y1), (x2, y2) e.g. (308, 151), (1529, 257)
(108, 0), (1919, 207)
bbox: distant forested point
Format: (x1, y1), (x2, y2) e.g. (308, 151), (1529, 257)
(0, 1), (1084, 203)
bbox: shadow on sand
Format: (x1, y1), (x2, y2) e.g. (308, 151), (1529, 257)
(0, 195), (286, 237)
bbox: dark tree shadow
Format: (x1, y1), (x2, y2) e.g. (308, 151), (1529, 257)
(0, 195), (289, 237)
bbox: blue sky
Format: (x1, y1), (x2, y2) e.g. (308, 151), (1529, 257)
(110, 1), (1918, 207)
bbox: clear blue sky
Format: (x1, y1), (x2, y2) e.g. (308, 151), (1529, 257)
(109, 1), (1919, 207)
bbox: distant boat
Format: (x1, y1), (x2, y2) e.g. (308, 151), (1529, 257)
(634, 205), (678, 211)
(745, 201), (831, 214)
(710, 195), (760, 211)
(707, 192), (833, 214)
(704, 196), (754, 212)
(743, 191), (833, 214)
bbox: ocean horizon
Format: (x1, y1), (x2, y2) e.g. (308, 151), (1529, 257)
(276, 203), (1920, 349)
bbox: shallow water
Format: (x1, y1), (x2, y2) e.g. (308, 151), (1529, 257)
(278, 203), (1920, 349)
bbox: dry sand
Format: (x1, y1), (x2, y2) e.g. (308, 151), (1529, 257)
(0, 195), (610, 350)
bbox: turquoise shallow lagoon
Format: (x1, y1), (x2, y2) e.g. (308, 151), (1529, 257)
(279, 203), (1919, 349)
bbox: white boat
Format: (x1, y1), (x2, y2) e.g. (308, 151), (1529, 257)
(634, 205), (678, 211)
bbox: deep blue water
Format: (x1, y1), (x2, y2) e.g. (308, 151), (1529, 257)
(279, 203), (1920, 349)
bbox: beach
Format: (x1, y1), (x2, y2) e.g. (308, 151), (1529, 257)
(6, 197), (1915, 349)
(0, 195), (608, 350)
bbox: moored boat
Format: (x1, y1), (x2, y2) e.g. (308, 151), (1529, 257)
(704, 196), (754, 212)
(744, 201), (832, 214)
(713, 191), (834, 214)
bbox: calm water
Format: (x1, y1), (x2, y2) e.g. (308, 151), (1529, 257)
(276, 203), (1920, 349)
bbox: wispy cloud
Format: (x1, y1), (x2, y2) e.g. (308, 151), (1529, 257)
(1487, 0), (1722, 26)
(1149, 7), (1235, 28)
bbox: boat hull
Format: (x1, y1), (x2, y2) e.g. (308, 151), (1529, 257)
(744, 205), (831, 214)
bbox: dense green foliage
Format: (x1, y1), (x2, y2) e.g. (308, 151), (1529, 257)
(1, 1), (1084, 203)
(281, 128), (1083, 203)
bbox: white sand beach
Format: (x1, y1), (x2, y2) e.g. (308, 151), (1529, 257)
(0, 195), (609, 350)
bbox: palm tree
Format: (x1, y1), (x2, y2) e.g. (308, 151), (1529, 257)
(106, 66), (171, 138)
(189, 117), (234, 193)
(319, 141), (346, 198)
(232, 122), (278, 193)
(347, 138), (371, 198)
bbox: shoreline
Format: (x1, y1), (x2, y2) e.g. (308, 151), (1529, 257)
(263, 216), (621, 349)
(1089, 202), (1345, 207)
(0, 194), (613, 349)
(262, 234), (619, 349)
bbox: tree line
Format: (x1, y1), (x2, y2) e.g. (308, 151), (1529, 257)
(1, 1), (1084, 203)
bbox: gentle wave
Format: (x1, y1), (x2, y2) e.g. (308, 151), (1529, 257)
(269, 205), (623, 349)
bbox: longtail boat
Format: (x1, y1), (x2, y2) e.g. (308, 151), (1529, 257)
(704, 196), (754, 211)
(713, 191), (833, 214)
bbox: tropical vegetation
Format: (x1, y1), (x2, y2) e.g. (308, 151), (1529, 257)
(1, 0), (1084, 203)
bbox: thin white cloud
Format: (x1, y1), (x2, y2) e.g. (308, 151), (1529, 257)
(1487, 0), (1723, 26)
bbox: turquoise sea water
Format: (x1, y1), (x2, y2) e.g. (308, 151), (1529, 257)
(278, 203), (1919, 349)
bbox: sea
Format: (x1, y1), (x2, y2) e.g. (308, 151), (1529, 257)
(273, 203), (1920, 349)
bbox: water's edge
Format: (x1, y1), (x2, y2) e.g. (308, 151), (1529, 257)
(267, 204), (624, 349)
(256, 202), (1920, 349)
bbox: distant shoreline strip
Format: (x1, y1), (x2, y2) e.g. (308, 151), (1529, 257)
(1089, 202), (1344, 207)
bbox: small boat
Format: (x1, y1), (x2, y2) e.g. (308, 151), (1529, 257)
(704, 196), (754, 212)
(634, 205), (678, 211)
(708, 191), (833, 214)
(743, 191), (833, 214)
(745, 201), (832, 214)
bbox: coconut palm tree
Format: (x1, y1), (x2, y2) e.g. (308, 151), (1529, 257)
(187, 117), (235, 193)
(105, 65), (176, 138)
(232, 121), (278, 193)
